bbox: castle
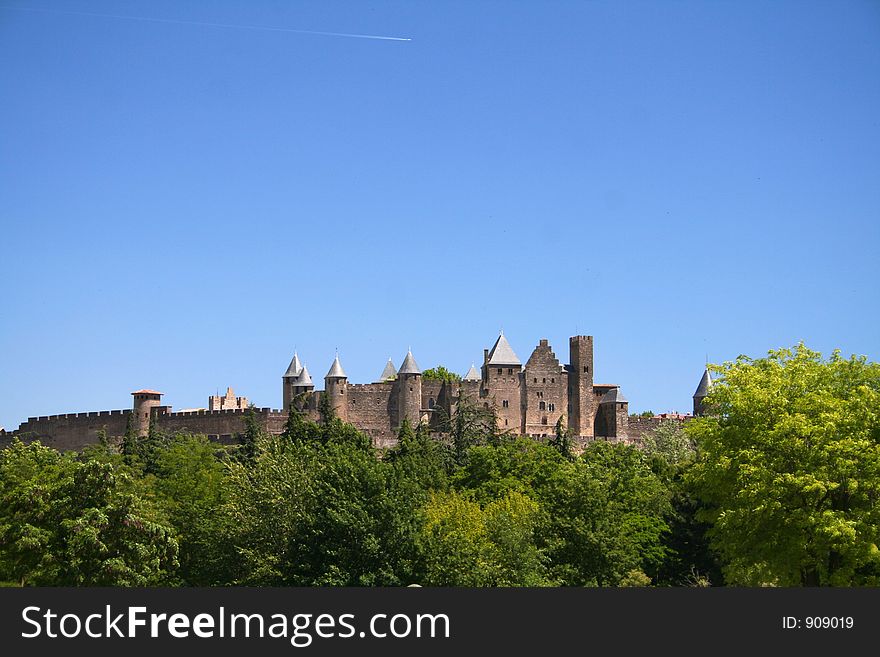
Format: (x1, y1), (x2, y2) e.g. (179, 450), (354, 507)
(1, 333), (712, 451)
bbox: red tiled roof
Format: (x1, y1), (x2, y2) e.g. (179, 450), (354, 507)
(131, 389), (163, 395)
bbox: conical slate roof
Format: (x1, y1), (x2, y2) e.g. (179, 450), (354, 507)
(379, 358), (397, 382)
(693, 369), (712, 398)
(487, 332), (521, 365)
(600, 388), (628, 404)
(284, 352), (303, 378)
(292, 365), (313, 387)
(326, 355), (347, 379)
(398, 350), (421, 375)
(463, 364), (480, 381)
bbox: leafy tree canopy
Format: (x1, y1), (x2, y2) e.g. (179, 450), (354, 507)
(687, 344), (880, 586)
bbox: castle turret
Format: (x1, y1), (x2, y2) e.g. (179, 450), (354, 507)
(693, 368), (712, 416)
(324, 355), (349, 422)
(568, 336), (594, 439)
(282, 352), (303, 411)
(131, 389), (163, 437)
(463, 364), (480, 381)
(377, 358), (397, 382)
(397, 350), (421, 428)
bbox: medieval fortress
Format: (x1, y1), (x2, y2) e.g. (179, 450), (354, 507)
(1, 333), (711, 451)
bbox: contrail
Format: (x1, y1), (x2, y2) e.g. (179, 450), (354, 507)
(1, 5), (412, 41)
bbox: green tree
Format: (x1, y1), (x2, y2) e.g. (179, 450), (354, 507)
(151, 435), (232, 585)
(687, 344), (880, 586)
(547, 442), (672, 586)
(0, 440), (178, 586)
(549, 416), (574, 461)
(642, 419), (695, 468)
(223, 435), (411, 585)
(422, 366), (462, 382)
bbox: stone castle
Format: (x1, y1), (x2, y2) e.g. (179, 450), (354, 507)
(1, 333), (712, 451)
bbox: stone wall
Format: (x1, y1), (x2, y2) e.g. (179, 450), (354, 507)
(8, 410), (132, 451)
(346, 383), (395, 443)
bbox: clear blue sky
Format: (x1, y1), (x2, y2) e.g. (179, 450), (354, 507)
(1, 0), (878, 429)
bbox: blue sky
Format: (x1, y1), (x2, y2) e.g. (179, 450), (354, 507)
(1, 0), (878, 428)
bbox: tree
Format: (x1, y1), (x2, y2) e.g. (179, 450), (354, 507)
(642, 419), (695, 468)
(422, 366), (462, 382)
(687, 344), (880, 586)
(547, 442), (672, 586)
(0, 440), (178, 586)
(151, 435), (232, 585)
(435, 397), (501, 466)
(549, 416), (574, 461)
(415, 490), (548, 586)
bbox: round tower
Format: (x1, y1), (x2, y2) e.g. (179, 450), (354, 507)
(397, 349), (422, 428)
(131, 389), (163, 437)
(693, 369), (712, 416)
(324, 355), (348, 422)
(282, 352), (303, 411)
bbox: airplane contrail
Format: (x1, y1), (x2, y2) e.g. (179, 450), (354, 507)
(1, 5), (413, 41)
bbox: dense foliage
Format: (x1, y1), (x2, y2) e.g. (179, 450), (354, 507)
(0, 344), (876, 587)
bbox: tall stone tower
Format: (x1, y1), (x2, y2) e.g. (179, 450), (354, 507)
(568, 335), (594, 439)
(131, 389), (163, 437)
(324, 355), (349, 422)
(397, 350), (422, 428)
(482, 332), (522, 432)
(693, 368), (712, 416)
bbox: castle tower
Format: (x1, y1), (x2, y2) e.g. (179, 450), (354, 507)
(131, 389), (163, 437)
(324, 354), (349, 422)
(596, 387), (628, 439)
(693, 368), (712, 416)
(482, 332), (522, 432)
(568, 336), (594, 439)
(397, 349), (422, 428)
(282, 352), (303, 411)
(290, 365), (315, 403)
(377, 358), (397, 382)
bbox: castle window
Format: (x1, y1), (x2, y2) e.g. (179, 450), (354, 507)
(505, 419), (509, 426)
(508, 368), (513, 375)
(552, 378), (555, 383)
(533, 377), (537, 383)
(429, 398), (435, 408)
(584, 366), (589, 373)
(542, 378), (546, 383)
(498, 368), (503, 375)
(542, 416), (548, 425)
(549, 403), (555, 412)
(539, 401), (546, 411)
(502, 400), (509, 408)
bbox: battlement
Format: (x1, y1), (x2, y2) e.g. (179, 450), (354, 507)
(347, 382), (393, 391)
(29, 409), (132, 422)
(166, 407), (279, 417)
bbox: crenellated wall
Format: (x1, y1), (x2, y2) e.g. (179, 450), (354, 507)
(10, 409), (132, 451)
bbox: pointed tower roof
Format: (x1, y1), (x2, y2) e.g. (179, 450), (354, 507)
(600, 387), (628, 404)
(284, 352), (303, 378)
(292, 365), (313, 388)
(463, 363), (480, 381)
(398, 350), (421, 375)
(487, 332), (521, 365)
(325, 355), (347, 379)
(694, 369), (712, 398)
(378, 358), (397, 382)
